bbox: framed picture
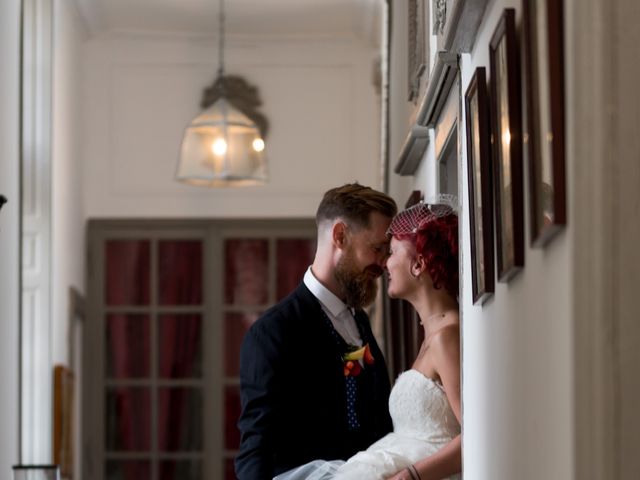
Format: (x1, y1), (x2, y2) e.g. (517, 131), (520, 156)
(465, 67), (494, 304)
(53, 365), (74, 478)
(408, 0), (428, 102)
(523, 0), (566, 246)
(489, 8), (524, 282)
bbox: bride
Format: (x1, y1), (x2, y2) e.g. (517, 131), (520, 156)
(275, 201), (461, 480)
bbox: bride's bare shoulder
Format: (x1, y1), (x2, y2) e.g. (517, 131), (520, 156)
(430, 322), (460, 352)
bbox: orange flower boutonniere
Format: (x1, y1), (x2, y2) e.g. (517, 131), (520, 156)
(342, 343), (375, 377)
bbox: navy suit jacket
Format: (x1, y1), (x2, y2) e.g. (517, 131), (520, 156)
(235, 283), (393, 479)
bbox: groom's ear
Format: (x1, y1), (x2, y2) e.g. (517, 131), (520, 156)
(332, 221), (348, 249)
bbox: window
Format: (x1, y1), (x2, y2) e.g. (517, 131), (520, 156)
(86, 220), (315, 480)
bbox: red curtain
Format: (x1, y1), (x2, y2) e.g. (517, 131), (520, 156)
(105, 239), (203, 480)
(276, 238), (315, 300)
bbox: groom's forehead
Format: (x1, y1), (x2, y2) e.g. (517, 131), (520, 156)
(356, 226), (391, 248)
(354, 212), (391, 232)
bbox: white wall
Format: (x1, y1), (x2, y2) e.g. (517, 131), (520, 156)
(569, 0), (640, 477)
(614, 2), (640, 473)
(52, 3), (88, 475)
(459, 2), (573, 478)
(387, 0), (419, 203)
(82, 33), (382, 218)
(0, 0), (22, 472)
(0, 0), (84, 468)
(52, 0), (88, 365)
(388, 1), (574, 478)
(466, 1), (573, 476)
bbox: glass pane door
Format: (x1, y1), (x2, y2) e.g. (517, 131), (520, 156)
(89, 221), (316, 480)
(221, 235), (315, 479)
(103, 237), (204, 480)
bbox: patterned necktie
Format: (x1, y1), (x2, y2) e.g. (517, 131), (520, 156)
(318, 307), (366, 431)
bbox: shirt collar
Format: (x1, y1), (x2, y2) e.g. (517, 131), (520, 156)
(303, 267), (351, 317)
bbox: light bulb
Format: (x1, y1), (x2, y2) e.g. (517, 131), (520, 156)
(212, 138), (227, 156)
(502, 129), (511, 147)
(252, 138), (265, 152)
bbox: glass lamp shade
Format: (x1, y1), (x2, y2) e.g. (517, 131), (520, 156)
(176, 97), (267, 187)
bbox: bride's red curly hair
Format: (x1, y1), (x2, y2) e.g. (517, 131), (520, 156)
(394, 213), (459, 298)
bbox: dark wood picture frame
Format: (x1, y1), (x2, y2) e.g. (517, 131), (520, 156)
(408, 0), (428, 102)
(489, 9), (524, 282)
(465, 67), (494, 304)
(53, 365), (74, 478)
(523, 0), (566, 246)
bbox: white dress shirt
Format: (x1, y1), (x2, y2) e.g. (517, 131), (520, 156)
(303, 267), (363, 347)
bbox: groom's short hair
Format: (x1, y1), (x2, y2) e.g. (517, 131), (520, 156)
(316, 183), (397, 230)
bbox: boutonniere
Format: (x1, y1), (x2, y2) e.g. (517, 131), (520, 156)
(342, 343), (375, 377)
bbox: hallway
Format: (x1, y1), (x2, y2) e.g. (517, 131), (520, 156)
(1, 0), (639, 478)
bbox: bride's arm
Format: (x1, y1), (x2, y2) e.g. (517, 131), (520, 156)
(388, 326), (462, 480)
(406, 435), (461, 480)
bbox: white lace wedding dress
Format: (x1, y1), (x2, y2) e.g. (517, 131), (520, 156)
(274, 369), (461, 480)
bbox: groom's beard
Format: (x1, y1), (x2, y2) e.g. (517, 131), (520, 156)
(335, 249), (382, 309)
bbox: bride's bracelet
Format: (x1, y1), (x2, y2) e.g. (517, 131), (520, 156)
(406, 464), (422, 480)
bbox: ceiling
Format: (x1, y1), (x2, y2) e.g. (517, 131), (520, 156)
(75, 0), (382, 41)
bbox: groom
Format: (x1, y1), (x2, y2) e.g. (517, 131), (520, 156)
(235, 183), (396, 479)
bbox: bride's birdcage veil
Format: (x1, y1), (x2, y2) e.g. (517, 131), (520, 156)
(386, 194), (459, 236)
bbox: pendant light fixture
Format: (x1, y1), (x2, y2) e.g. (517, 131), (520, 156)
(176, 0), (268, 187)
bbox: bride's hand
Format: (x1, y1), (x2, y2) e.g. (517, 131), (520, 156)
(386, 468), (413, 480)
